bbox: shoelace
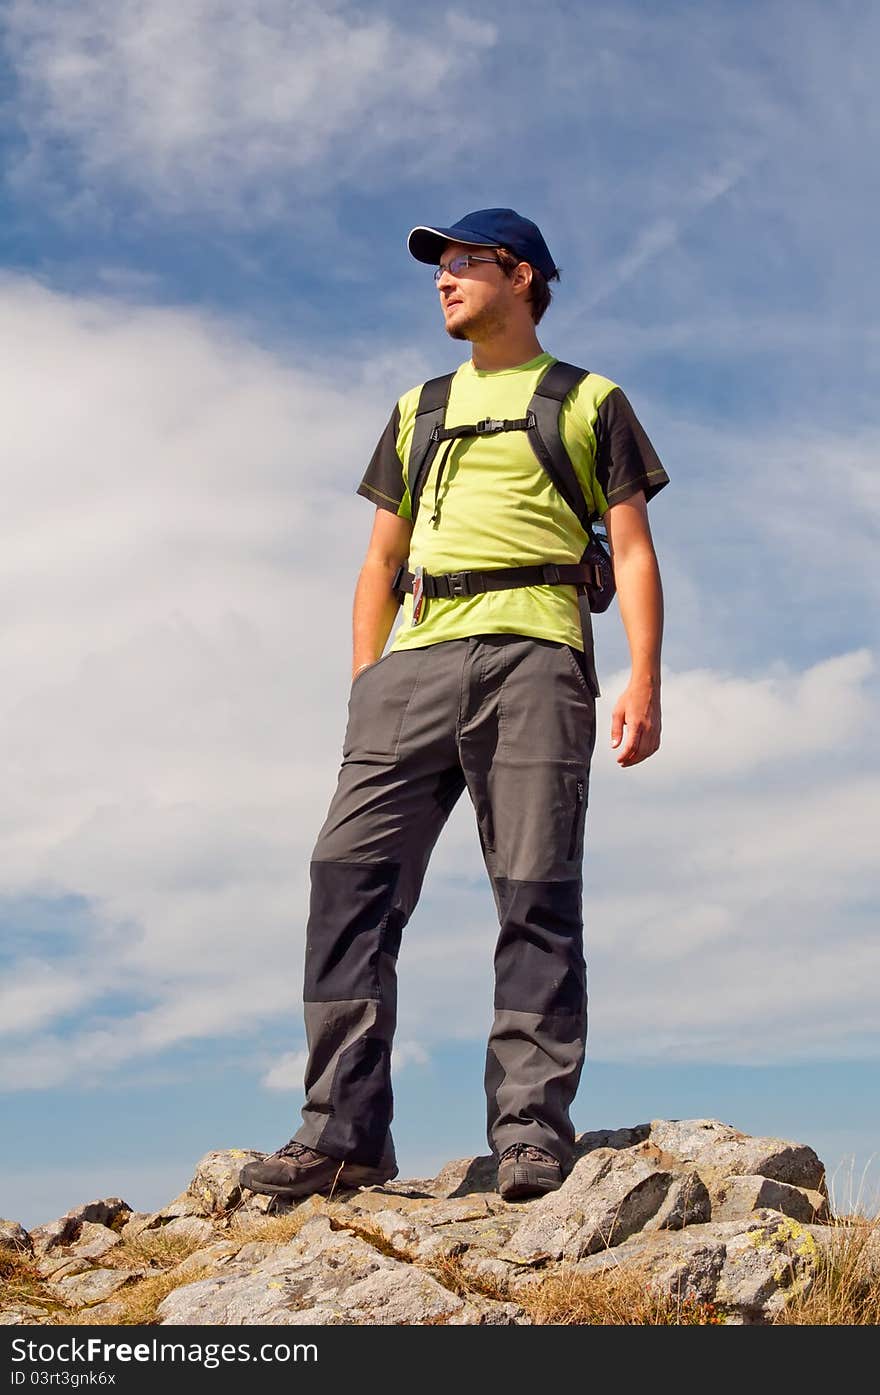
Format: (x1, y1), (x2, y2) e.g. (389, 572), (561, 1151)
(502, 1143), (556, 1164)
(273, 1140), (320, 1161)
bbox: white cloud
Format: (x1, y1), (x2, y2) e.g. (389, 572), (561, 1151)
(0, 274), (877, 1093)
(392, 1040), (429, 1071)
(262, 1051), (308, 1092)
(5, 0), (495, 213)
(631, 650), (875, 782)
(0, 962), (96, 1036)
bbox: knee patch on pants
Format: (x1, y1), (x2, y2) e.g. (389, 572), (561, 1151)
(492, 876), (585, 1016)
(305, 860), (403, 1002)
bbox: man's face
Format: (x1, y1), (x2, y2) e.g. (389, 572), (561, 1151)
(435, 241), (514, 342)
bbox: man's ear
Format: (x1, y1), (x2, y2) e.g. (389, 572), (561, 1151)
(512, 261), (533, 296)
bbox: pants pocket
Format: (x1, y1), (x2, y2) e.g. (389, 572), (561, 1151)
(343, 651), (423, 760)
(563, 643), (601, 700)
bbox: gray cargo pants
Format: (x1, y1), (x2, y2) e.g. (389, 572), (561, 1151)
(291, 632), (598, 1172)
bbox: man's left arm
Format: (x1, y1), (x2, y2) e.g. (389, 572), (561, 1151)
(603, 490), (663, 767)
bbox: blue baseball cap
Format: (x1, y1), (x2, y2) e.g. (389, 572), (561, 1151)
(407, 208), (557, 280)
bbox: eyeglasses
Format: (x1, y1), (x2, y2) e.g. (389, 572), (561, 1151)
(433, 254), (501, 284)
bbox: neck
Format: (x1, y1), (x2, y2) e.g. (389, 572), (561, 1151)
(470, 324), (544, 372)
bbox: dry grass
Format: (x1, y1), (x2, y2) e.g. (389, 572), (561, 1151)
(65, 1208), (318, 1327)
(224, 1207), (312, 1247)
(69, 1264), (217, 1327)
(2, 1227), (232, 1329)
(426, 1251), (724, 1324)
(0, 1243), (71, 1323)
(106, 1228), (213, 1270)
(427, 1253), (513, 1305)
(514, 1264), (725, 1325)
(771, 1213), (880, 1325)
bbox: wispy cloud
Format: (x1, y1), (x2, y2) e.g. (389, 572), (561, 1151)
(262, 1050), (309, 1092)
(4, 0), (496, 215)
(574, 157), (753, 315)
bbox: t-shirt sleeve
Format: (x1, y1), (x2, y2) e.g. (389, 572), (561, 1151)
(356, 403), (406, 514)
(594, 387), (669, 514)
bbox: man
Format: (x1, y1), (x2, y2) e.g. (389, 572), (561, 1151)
(241, 208), (669, 1204)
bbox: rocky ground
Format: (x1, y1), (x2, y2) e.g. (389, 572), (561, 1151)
(2, 1118), (877, 1326)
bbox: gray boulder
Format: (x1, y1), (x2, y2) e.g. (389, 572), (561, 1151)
(648, 1119), (826, 1194)
(29, 1199), (130, 1255)
(185, 1150), (265, 1214)
(713, 1175), (829, 1224)
(50, 1267), (144, 1309)
(0, 1219), (32, 1252)
(507, 1148), (676, 1261)
(569, 1208), (820, 1321)
(156, 1215), (524, 1326)
(67, 1222), (124, 1261)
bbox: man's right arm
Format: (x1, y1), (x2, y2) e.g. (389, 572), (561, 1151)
(351, 508), (412, 681)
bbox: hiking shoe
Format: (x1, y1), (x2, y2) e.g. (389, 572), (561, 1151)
(238, 1140), (398, 1200)
(497, 1143), (563, 1201)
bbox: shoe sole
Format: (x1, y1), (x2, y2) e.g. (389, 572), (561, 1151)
(240, 1163), (398, 1200)
(498, 1166), (562, 1201)
(499, 1178), (560, 1201)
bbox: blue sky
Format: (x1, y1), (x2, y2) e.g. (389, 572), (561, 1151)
(1, 0), (878, 1229)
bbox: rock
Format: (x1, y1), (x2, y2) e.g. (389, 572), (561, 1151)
(12, 1122), (842, 1327)
(29, 1199), (130, 1255)
(186, 1151), (265, 1215)
(457, 1251), (523, 1289)
(424, 1212), (518, 1252)
(168, 1242), (241, 1280)
(343, 1190), (429, 1217)
(160, 1217), (217, 1245)
(35, 1254), (93, 1281)
(361, 1209), (465, 1262)
(158, 1192), (209, 1221)
(79, 1299), (130, 1323)
(714, 1211), (819, 1320)
(429, 1155), (499, 1198)
(713, 1175), (830, 1224)
(119, 1212), (159, 1240)
(648, 1120), (826, 1195)
(235, 1191), (288, 1216)
(50, 1267), (144, 1308)
(29, 1217), (80, 1254)
(0, 1219), (32, 1252)
(156, 1215), (523, 1326)
(643, 1170), (712, 1232)
(574, 1124), (651, 1156)
(571, 1209), (821, 1322)
(77, 1199), (131, 1228)
(421, 1196), (499, 1226)
(0, 1303), (55, 1325)
(507, 1148), (675, 1261)
(68, 1222), (124, 1261)
(573, 1226), (729, 1304)
(223, 1241), (280, 1267)
(379, 1179), (438, 1198)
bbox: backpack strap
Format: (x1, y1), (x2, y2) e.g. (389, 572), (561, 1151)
(525, 361), (592, 527)
(407, 373), (455, 526)
(527, 361), (607, 695)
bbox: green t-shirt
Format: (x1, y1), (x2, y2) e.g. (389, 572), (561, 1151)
(357, 352), (669, 654)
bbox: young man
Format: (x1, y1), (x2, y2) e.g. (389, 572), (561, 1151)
(241, 208), (669, 1204)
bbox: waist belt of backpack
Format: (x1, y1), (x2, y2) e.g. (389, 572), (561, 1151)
(391, 559), (603, 600)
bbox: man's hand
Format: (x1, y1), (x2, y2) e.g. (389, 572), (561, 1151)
(611, 677), (661, 766)
(603, 492), (665, 767)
